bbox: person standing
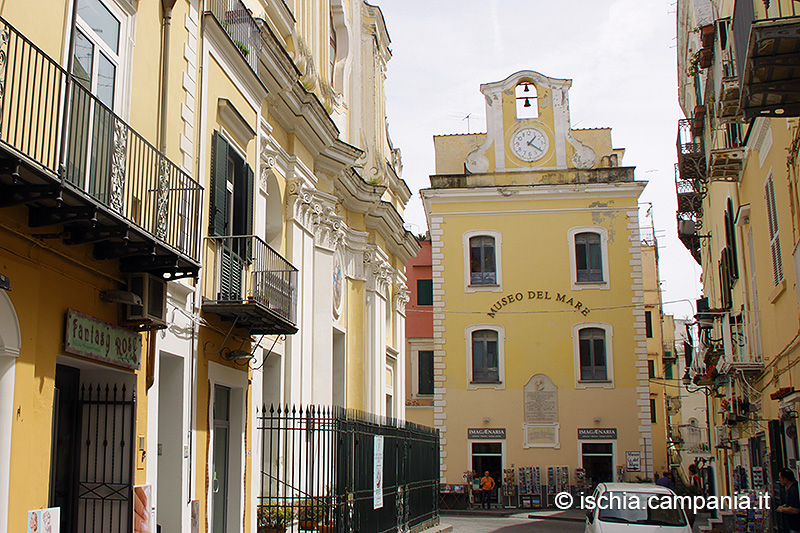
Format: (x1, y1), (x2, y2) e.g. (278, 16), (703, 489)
(777, 468), (800, 533)
(480, 471), (495, 510)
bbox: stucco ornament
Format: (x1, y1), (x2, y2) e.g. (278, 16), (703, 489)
(393, 282), (410, 312)
(364, 249), (393, 293)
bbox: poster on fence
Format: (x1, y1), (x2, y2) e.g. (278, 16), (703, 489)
(374, 435), (384, 509)
(133, 485), (151, 533)
(27, 507), (59, 533)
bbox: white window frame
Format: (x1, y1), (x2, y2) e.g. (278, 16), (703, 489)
(568, 226), (610, 291)
(409, 339), (435, 399)
(463, 229), (503, 293)
(66, 0), (137, 120)
(572, 322), (614, 389)
(465, 324), (505, 390)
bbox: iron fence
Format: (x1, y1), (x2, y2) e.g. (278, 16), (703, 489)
(258, 405), (440, 533)
(0, 17), (202, 263)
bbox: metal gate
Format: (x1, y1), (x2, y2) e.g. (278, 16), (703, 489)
(76, 383), (136, 533)
(258, 405), (439, 533)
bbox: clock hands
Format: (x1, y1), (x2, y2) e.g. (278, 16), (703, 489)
(526, 137), (544, 152)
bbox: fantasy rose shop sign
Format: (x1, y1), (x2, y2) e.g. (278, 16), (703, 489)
(64, 309), (142, 370)
(486, 290), (592, 318)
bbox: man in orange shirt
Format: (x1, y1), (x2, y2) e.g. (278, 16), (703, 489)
(479, 471), (495, 510)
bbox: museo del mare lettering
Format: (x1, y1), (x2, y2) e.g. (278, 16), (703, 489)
(487, 290), (591, 318)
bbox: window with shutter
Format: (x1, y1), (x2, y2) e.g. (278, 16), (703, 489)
(765, 175), (783, 285)
(579, 327), (607, 381)
(418, 350), (434, 395)
(469, 236), (497, 285)
(575, 232), (603, 282)
(471, 330), (499, 383)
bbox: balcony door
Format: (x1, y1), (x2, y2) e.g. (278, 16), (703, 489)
(67, 0), (125, 204)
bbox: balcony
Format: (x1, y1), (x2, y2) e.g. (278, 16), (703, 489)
(206, 0), (262, 73)
(698, 309), (763, 373)
(0, 18), (202, 279)
(677, 423), (711, 453)
(202, 235), (298, 335)
(733, 0), (800, 119)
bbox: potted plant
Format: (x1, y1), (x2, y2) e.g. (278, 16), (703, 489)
(298, 501), (325, 530)
(257, 504), (294, 533)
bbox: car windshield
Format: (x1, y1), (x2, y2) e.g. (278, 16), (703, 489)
(597, 491), (687, 527)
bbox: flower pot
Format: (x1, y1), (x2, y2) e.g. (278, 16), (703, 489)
(317, 524), (335, 533)
(258, 528), (286, 533)
(299, 520), (318, 530)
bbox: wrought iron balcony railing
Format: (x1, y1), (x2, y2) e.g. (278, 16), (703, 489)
(0, 18), (202, 276)
(698, 309), (763, 372)
(676, 423), (710, 453)
(733, 0), (800, 119)
(206, 0), (262, 72)
(202, 235), (298, 335)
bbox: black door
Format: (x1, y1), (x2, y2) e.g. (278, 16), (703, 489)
(50, 365), (81, 533)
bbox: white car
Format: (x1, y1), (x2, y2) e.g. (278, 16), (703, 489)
(584, 483), (693, 533)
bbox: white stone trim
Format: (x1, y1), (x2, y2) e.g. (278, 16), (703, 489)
(462, 229), (503, 293)
(0, 292), (20, 532)
(206, 362), (248, 533)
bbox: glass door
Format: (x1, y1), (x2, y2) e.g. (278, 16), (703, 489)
(212, 385), (230, 533)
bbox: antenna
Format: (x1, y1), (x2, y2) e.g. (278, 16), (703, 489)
(463, 113), (472, 134)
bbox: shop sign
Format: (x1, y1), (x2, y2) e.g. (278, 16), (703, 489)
(626, 451), (641, 472)
(65, 309), (142, 370)
(578, 428), (617, 440)
(468, 428), (506, 439)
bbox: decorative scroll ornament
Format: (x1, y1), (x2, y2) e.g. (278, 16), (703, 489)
(155, 156), (170, 240)
(109, 118), (128, 216)
(260, 137), (278, 193)
(364, 249), (393, 293)
(394, 282), (411, 312)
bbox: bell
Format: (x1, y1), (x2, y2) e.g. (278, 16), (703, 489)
(524, 84), (530, 92)
(523, 98), (531, 108)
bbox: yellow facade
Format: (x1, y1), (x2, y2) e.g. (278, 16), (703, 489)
(0, 0), (420, 531)
(676, 0), (800, 504)
(422, 71), (655, 494)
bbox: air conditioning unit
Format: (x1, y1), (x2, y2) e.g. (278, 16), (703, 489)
(715, 425), (730, 447)
(125, 273), (167, 328)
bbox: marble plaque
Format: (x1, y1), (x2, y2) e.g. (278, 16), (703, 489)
(524, 374), (558, 425)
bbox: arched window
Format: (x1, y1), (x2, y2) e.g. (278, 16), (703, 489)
(575, 232), (603, 282)
(515, 82), (538, 119)
(469, 236), (497, 286)
(578, 327), (607, 381)
(471, 329), (499, 383)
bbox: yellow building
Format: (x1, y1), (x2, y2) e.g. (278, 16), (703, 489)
(421, 71), (655, 499)
(676, 0), (800, 506)
(0, 0), (424, 531)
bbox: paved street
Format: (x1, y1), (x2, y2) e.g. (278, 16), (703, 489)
(442, 515), (585, 532)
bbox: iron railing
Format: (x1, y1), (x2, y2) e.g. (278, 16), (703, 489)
(698, 309), (763, 371)
(206, 0), (262, 72)
(203, 235), (298, 325)
(0, 17), (202, 263)
(258, 405), (440, 533)
(733, 0), (800, 87)
(76, 384), (136, 533)
(677, 423), (711, 453)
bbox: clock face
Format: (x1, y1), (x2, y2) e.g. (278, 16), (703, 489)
(510, 127), (549, 162)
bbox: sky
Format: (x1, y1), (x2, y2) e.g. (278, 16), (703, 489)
(378, 0), (703, 319)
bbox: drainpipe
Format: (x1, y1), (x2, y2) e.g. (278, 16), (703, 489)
(159, 0), (177, 154)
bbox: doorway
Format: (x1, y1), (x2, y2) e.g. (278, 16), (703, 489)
(50, 362), (136, 533)
(212, 384), (231, 533)
(581, 442), (614, 487)
(471, 442), (503, 503)
(157, 353), (184, 532)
